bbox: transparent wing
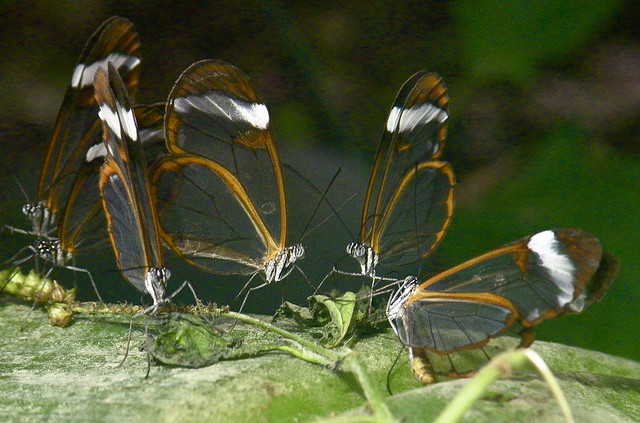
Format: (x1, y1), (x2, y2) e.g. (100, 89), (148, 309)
(407, 252), (618, 381)
(152, 155), (271, 275)
(408, 335), (523, 383)
(164, 60), (285, 248)
(38, 16), (140, 217)
(421, 228), (617, 325)
(360, 72), (453, 257)
(134, 102), (167, 164)
(57, 103), (166, 257)
(99, 163), (147, 291)
(57, 159), (103, 254)
(391, 292), (518, 352)
(95, 64), (163, 289)
(374, 161), (454, 271)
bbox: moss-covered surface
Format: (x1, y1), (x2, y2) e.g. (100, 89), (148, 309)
(0, 301), (638, 422)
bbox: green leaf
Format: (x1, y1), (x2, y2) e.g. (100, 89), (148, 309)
(148, 313), (242, 367)
(312, 291), (357, 347)
(277, 290), (370, 347)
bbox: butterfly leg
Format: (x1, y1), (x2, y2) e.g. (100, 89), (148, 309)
(234, 273), (265, 314)
(166, 280), (208, 318)
(0, 247), (35, 294)
(0, 225), (35, 237)
(117, 309), (149, 369)
(314, 266), (338, 295)
(142, 321), (154, 379)
(0, 267), (25, 299)
(15, 263), (57, 330)
(315, 265), (368, 295)
(294, 264), (315, 291)
(2, 244), (35, 267)
(64, 264), (103, 303)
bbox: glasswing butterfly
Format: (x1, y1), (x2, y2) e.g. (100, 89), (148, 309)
(151, 60), (305, 309)
(2, 16), (141, 299)
(322, 71), (454, 292)
(386, 228), (618, 383)
(94, 63), (173, 312)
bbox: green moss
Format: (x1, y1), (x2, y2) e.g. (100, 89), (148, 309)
(1, 302), (639, 422)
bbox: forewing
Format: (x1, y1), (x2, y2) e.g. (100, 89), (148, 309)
(164, 60), (285, 248)
(135, 102), (167, 164)
(85, 103), (167, 165)
(423, 228), (607, 325)
(95, 64), (163, 288)
(564, 251), (618, 313)
(360, 72), (449, 245)
(57, 159), (104, 254)
(38, 16), (140, 216)
(58, 102), (166, 256)
(99, 162), (147, 291)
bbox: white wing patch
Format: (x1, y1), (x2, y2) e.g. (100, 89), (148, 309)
(119, 104), (138, 141)
(527, 230), (576, 308)
(98, 104), (122, 141)
(97, 102), (138, 142)
(175, 92), (270, 130)
(386, 103), (448, 133)
(85, 142), (107, 162)
(71, 52), (140, 88)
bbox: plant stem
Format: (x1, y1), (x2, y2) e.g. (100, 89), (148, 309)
(224, 310), (395, 422)
(433, 348), (574, 423)
(225, 310), (345, 361)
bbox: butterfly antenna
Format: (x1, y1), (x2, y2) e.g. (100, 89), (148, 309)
(299, 166), (341, 238)
(13, 175), (31, 203)
(304, 192), (358, 241)
(283, 163), (354, 241)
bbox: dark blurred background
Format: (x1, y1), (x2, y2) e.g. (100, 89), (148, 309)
(1, 1), (639, 361)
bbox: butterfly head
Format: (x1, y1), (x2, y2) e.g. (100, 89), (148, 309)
(346, 242), (378, 277)
(264, 244), (305, 283)
(146, 267), (171, 308)
(23, 201), (55, 235)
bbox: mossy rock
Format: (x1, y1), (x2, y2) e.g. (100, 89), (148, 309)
(0, 302), (638, 422)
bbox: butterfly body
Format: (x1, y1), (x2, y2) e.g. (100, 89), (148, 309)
(345, 242), (378, 277)
(95, 63), (169, 310)
(386, 227), (618, 382)
(325, 72), (453, 289)
(152, 60), (305, 306)
(33, 239), (74, 268)
(1, 17), (144, 301)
